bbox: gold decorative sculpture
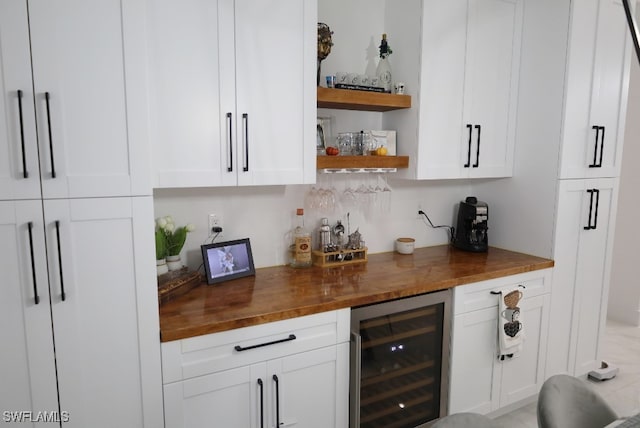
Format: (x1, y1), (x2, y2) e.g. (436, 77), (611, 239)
(317, 23), (333, 86)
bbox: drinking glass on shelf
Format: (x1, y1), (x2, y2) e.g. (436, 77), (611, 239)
(361, 131), (376, 155)
(337, 132), (354, 155)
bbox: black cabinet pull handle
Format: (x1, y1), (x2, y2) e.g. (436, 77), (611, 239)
(592, 189), (600, 230)
(226, 112), (233, 172)
(234, 334), (296, 352)
(589, 126), (599, 168)
(54, 220), (66, 301)
(273, 374), (280, 427)
(597, 126), (605, 167)
(257, 378), (264, 428)
(17, 90), (28, 179)
(584, 189), (595, 230)
(473, 124), (481, 168)
(464, 124), (472, 168)
(589, 126), (605, 168)
(27, 222), (39, 305)
(45, 92), (56, 178)
(242, 113), (249, 172)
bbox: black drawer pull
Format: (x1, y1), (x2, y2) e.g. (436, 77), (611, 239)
(273, 374), (281, 427)
(242, 113), (249, 172)
(257, 378), (264, 428)
(226, 112), (233, 172)
(589, 126), (605, 168)
(473, 124), (481, 168)
(45, 92), (56, 178)
(17, 90), (28, 178)
(464, 124), (472, 168)
(584, 189), (596, 230)
(55, 220), (66, 301)
(27, 222), (39, 305)
(234, 334), (296, 352)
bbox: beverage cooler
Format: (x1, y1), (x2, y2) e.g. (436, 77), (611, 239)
(350, 290), (452, 428)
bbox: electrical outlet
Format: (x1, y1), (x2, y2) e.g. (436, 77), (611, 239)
(208, 213), (223, 237)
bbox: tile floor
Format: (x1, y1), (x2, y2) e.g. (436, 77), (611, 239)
(492, 320), (640, 427)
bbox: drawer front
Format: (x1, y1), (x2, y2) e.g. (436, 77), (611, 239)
(453, 269), (552, 315)
(162, 309), (350, 383)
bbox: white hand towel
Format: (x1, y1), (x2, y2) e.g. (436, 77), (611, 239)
(498, 287), (525, 359)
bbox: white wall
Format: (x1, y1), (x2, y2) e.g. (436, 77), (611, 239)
(608, 33), (640, 326)
(474, 0), (570, 258)
(153, 178), (471, 270)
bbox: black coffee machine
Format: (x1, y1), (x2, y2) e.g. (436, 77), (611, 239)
(453, 196), (488, 252)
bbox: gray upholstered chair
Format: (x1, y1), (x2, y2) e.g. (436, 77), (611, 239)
(431, 412), (498, 428)
(537, 374), (618, 428)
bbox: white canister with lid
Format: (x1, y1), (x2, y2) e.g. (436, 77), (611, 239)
(395, 237), (415, 254)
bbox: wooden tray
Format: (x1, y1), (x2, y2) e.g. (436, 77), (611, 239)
(312, 247), (368, 267)
(157, 267), (202, 305)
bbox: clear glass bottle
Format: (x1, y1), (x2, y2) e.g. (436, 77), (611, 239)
(290, 208), (312, 268)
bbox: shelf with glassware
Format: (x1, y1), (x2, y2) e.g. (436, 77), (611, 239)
(316, 155), (409, 172)
(317, 87), (411, 112)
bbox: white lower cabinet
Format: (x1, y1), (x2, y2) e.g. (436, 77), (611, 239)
(162, 310), (350, 428)
(0, 197), (163, 427)
(449, 269), (552, 415)
(546, 178), (618, 378)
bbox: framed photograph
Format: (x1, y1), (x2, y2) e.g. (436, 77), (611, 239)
(201, 238), (256, 285)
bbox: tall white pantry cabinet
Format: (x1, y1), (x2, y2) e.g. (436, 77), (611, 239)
(0, 1), (163, 427)
(546, 0), (632, 378)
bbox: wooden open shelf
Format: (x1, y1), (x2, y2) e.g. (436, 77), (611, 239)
(317, 87), (411, 112)
(317, 155), (409, 170)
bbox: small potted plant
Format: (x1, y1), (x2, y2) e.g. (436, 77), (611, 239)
(155, 216), (195, 273)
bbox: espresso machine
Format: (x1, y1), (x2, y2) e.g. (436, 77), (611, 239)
(453, 196), (488, 252)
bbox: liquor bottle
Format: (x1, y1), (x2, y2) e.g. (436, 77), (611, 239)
(290, 208), (312, 268)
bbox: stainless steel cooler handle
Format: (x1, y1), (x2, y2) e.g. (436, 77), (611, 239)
(350, 331), (362, 428)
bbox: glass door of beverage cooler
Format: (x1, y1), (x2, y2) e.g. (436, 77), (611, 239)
(350, 290), (451, 428)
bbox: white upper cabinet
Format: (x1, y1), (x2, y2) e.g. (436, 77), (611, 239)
(0, 2), (41, 200)
(560, 0), (632, 179)
(0, 0), (151, 200)
(147, 0), (316, 188)
(385, 0), (523, 180)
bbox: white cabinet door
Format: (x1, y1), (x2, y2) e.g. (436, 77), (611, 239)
(164, 364), (263, 428)
(547, 178), (617, 378)
(450, 271), (551, 414)
(268, 344), (348, 428)
(450, 307), (500, 414)
(148, 0), (315, 189)
(560, 0), (631, 179)
(464, 0), (522, 179)
(164, 344), (348, 428)
(0, 1), (41, 201)
(44, 196), (162, 428)
(393, 0), (522, 180)
(230, 0), (315, 187)
(0, 200), (59, 423)
(499, 293), (550, 407)
(27, 0), (150, 198)
(146, 0), (226, 188)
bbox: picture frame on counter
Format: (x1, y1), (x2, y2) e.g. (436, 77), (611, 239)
(201, 238), (255, 285)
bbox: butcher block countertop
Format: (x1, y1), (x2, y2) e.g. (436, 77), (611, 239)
(159, 245), (553, 342)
